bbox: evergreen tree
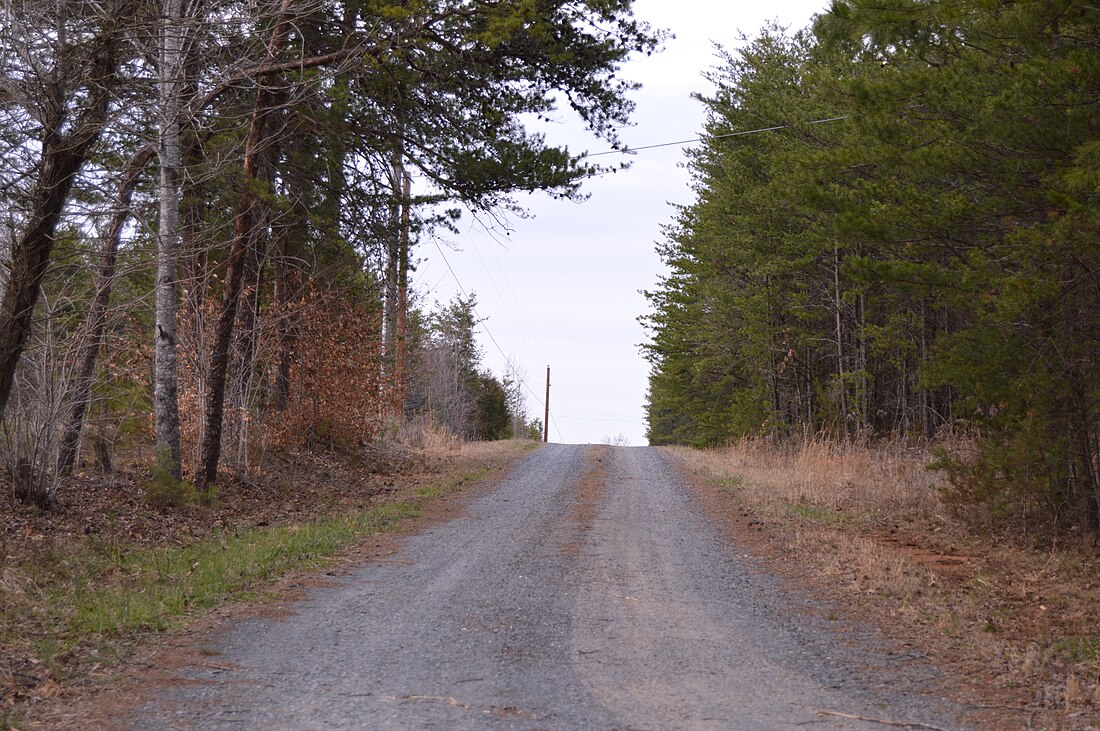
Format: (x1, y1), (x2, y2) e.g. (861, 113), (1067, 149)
(644, 4), (1100, 533)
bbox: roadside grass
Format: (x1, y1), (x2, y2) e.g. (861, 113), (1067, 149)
(0, 439), (535, 729)
(665, 439), (1100, 728)
(670, 438), (940, 523)
(72, 500), (420, 638)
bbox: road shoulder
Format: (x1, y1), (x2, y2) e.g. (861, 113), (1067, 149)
(27, 441), (538, 730)
(664, 447), (1042, 730)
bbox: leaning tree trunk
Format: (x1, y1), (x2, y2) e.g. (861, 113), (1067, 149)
(0, 6), (133, 419)
(57, 145), (155, 475)
(195, 0), (294, 489)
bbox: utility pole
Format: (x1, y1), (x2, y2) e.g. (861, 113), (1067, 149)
(543, 365), (550, 443)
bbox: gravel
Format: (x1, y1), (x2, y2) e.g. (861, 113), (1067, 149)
(128, 444), (968, 730)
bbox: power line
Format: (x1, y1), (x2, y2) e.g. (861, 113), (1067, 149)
(583, 115), (851, 158)
(461, 219), (585, 430)
(413, 113), (824, 441)
(428, 236), (566, 443)
(556, 414), (645, 426)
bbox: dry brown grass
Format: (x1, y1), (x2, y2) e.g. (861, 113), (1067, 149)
(665, 439), (1100, 729)
(388, 415), (538, 463)
(667, 438), (943, 524)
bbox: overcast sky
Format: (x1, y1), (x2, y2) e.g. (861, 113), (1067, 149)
(413, 0), (827, 445)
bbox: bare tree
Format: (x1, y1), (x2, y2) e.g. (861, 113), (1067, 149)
(0, 0), (142, 420)
(56, 144), (155, 475)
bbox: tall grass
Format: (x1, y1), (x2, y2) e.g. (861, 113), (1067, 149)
(667, 438), (944, 524)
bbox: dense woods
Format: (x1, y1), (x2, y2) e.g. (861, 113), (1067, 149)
(643, 0), (1100, 534)
(0, 0), (658, 505)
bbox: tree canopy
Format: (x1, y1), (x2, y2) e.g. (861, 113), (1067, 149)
(0, 0), (661, 502)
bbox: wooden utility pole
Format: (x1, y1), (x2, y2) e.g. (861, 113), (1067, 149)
(543, 365), (550, 443)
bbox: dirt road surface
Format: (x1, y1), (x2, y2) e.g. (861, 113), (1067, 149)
(122, 445), (967, 729)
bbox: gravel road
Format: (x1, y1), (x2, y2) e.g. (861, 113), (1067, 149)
(128, 444), (967, 730)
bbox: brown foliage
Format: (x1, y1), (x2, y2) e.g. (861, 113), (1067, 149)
(262, 287), (383, 451)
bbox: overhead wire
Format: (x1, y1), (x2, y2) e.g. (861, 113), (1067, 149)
(425, 230), (567, 443)
(582, 115), (851, 158)
(463, 220), (587, 439)
(463, 234), (576, 442)
(555, 414), (644, 425)
(410, 119), (850, 442)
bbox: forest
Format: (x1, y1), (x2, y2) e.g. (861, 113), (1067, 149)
(0, 0), (659, 505)
(643, 0), (1100, 535)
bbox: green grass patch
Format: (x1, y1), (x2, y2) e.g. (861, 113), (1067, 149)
(1047, 636), (1100, 666)
(783, 501), (849, 524)
(67, 500), (420, 641)
(716, 476), (743, 494)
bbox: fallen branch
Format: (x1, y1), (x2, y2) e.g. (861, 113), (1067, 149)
(814, 710), (952, 731)
(382, 695), (469, 709)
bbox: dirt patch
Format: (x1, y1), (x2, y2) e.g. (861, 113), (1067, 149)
(668, 449), (1100, 730)
(3, 440), (534, 730)
(559, 445), (609, 556)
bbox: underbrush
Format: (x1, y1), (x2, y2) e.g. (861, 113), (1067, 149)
(0, 437), (535, 728)
(666, 439), (1100, 729)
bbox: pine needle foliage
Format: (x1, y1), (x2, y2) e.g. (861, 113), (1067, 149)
(644, 4), (1100, 534)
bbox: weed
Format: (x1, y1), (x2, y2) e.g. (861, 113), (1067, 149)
(1, 707), (27, 730)
(145, 457), (215, 509)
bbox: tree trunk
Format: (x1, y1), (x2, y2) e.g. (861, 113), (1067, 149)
(227, 196), (271, 473)
(383, 158), (401, 396)
(856, 291), (867, 437)
(920, 299), (931, 438)
(195, 0), (294, 489)
(394, 168), (411, 420)
(833, 243), (848, 440)
(57, 145), (155, 475)
(154, 0), (187, 480)
(272, 248), (297, 411)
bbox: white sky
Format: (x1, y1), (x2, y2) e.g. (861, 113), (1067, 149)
(413, 0), (826, 445)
